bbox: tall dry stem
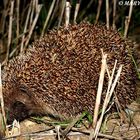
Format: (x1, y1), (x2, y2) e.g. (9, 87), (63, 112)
(95, 0), (102, 24)
(0, 1), (8, 34)
(94, 62), (122, 139)
(47, 0), (60, 29)
(35, 0), (39, 12)
(4, 0), (14, 64)
(58, 0), (66, 28)
(20, 2), (32, 54)
(93, 50), (107, 128)
(25, 4), (42, 49)
(0, 64), (8, 136)
(74, 0), (81, 24)
(30, 0), (36, 27)
(124, 0), (133, 38)
(106, 0), (109, 29)
(65, 1), (71, 28)
(113, 0), (116, 29)
(16, 0), (20, 43)
(41, 0), (56, 36)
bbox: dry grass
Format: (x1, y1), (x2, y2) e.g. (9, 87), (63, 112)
(24, 4), (42, 50)
(1, 0), (43, 64)
(4, 1), (14, 64)
(90, 50), (122, 140)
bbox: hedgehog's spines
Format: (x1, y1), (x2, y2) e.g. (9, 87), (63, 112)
(2, 22), (136, 122)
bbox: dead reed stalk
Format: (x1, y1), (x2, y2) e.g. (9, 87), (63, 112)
(0, 64), (8, 136)
(113, 0), (117, 29)
(41, 0), (56, 36)
(93, 50), (107, 128)
(90, 51), (123, 140)
(74, 0), (81, 24)
(95, 0), (102, 24)
(94, 63), (122, 139)
(0, 0), (8, 34)
(10, 120), (21, 137)
(30, 0), (36, 27)
(65, 1), (71, 28)
(47, 0), (60, 30)
(124, 0), (134, 38)
(20, 2), (32, 53)
(24, 4), (42, 49)
(16, 0), (20, 44)
(4, 1), (14, 64)
(58, 0), (66, 28)
(106, 0), (109, 29)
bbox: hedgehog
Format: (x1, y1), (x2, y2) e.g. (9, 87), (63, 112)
(2, 22), (137, 122)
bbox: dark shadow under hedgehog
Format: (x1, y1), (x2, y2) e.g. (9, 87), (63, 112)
(2, 22), (137, 123)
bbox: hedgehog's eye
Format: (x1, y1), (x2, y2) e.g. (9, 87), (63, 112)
(19, 85), (27, 92)
(19, 85), (31, 97)
(19, 86), (27, 93)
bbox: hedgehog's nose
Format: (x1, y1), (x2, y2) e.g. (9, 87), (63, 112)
(7, 101), (30, 124)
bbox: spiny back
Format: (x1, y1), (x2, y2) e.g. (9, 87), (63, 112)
(2, 22), (136, 121)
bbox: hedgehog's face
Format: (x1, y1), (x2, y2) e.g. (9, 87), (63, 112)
(2, 79), (39, 123)
(2, 69), (62, 123)
(2, 83), (27, 122)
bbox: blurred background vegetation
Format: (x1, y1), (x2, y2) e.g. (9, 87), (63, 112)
(0, 0), (140, 63)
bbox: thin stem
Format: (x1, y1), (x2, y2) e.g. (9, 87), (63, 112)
(106, 0), (109, 29)
(65, 1), (71, 28)
(5, 0), (14, 63)
(47, 0), (60, 30)
(95, 0), (102, 24)
(30, 0), (35, 27)
(94, 61), (120, 139)
(0, 0), (8, 34)
(25, 4), (42, 49)
(124, 0), (133, 38)
(58, 0), (66, 28)
(41, 0), (56, 36)
(20, 2), (32, 54)
(0, 64), (8, 136)
(113, 0), (116, 29)
(16, 0), (20, 42)
(93, 50), (107, 128)
(74, 0), (81, 24)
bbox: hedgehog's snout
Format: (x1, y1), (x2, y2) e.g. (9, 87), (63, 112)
(5, 85), (35, 122)
(7, 101), (30, 123)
